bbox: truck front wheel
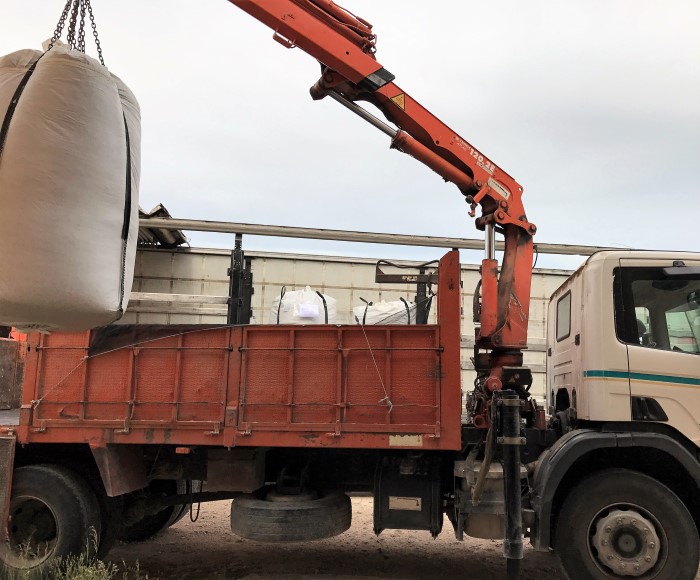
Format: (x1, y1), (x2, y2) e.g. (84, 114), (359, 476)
(555, 468), (698, 579)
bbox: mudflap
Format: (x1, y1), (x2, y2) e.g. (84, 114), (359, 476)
(0, 434), (16, 542)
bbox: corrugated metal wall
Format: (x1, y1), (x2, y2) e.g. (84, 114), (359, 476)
(122, 248), (571, 401)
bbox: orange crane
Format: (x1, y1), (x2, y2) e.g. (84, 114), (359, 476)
(228, 0), (536, 429)
(227, 4), (535, 576)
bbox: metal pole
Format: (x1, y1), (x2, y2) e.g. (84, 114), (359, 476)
(499, 390), (523, 580)
(327, 92), (398, 138)
(139, 217), (616, 257)
(485, 224), (496, 260)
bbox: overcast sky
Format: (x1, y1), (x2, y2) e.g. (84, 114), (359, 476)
(3, 1), (699, 269)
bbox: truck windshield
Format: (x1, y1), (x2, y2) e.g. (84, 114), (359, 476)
(614, 266), (700, 354)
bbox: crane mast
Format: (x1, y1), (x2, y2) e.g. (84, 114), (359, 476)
(229, 0), (536, 426)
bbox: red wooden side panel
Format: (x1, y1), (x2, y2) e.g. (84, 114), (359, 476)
(238, 325), (441, 434)
(33, 331), (89, 421)
(30, 327), (231, 430)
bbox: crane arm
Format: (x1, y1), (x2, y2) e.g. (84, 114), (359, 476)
(228, 0), (535, 419)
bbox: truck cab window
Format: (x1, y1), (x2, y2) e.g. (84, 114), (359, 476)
(556, 291), (571, 341)
(614, 266), (700, 353)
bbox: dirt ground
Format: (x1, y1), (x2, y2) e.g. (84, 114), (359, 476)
(110, 497), (566, 580)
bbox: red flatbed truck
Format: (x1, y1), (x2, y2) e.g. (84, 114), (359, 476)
(3, 1), (700, 579)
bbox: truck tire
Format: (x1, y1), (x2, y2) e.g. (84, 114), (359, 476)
(0, 464), (101, 578)
(118, 479), (194, 543)
(230, 490), (351, 542)
(555, 468), (699, 580)
(95, 492), (123, 559)
(69, 463), (123, 560)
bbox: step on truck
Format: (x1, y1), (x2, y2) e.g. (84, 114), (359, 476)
(1, 1), (699, 578)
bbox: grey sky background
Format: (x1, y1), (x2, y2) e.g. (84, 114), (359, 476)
(3, 1), (699, 270)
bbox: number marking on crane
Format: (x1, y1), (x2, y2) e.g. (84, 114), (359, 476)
(452, 136), (496, 175)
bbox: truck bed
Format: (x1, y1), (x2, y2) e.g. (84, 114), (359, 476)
(13, 251), (463, 452)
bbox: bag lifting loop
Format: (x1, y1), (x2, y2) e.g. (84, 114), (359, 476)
(48, 0), (105, 66)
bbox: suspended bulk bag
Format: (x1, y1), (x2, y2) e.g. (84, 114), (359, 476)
(0, 45), (140, 331)
(352, 299), (416, 325)
(269, 286), (338, 325)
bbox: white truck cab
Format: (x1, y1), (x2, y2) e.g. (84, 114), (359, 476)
(547, 251), (700, 441)
(530, 250), (700, 578)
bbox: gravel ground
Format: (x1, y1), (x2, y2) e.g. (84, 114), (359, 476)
(110, 497), (566, 580)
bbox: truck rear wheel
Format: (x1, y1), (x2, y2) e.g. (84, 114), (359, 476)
(555, 468), (698, 580)
(0, 464), (101, 578)
(230, 489), (351, 542)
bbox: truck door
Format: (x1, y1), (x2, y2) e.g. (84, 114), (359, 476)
(547, 273), (583, 420)
(617, 257), (700, 445)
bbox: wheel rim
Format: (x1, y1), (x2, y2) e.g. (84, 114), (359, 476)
(2, 495), (59, 569)
(588, 504), (666, 577)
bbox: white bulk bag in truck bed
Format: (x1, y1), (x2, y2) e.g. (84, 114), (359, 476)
(0, 45), (140, 331)
(353, 299), (416, 325)
(269, 286), (337, 325)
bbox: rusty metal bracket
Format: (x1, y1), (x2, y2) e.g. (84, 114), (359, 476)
(224, 407), (237, 427)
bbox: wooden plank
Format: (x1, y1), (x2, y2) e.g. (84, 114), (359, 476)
(129, 292), (228, 304)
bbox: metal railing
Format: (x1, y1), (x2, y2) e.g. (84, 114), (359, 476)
(138, 217), (619, 257)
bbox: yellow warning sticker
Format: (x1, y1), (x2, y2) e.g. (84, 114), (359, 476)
(390, 93), (405, 110)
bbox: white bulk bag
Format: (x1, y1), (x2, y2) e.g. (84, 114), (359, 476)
(269, 286), (337, 325)
(353, 299), (416, 325)
(0, 45), (140, 331)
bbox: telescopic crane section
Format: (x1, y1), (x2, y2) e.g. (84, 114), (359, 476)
(228, 0), (535, 424)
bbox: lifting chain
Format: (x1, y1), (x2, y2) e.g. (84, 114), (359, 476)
(47, 0), (105, 66)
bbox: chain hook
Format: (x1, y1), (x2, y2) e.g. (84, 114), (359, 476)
(46, 0), (105, 66)
(47, 0), (73, 52)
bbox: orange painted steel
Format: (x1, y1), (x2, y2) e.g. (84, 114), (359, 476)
(6, 251), (462, 452)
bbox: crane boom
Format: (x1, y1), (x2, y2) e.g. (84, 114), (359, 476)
(228, 0), (536, 425)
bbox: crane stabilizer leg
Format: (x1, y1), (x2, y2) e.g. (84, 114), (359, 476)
(499, 391), (524, 580)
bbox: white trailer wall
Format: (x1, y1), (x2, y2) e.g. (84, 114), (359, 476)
(121, 247), (571, 401)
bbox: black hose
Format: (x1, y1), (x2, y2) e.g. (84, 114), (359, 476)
(276, 286), (286, 324)
(315, 291), (328, 324)
(399, 297), (411, 324)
